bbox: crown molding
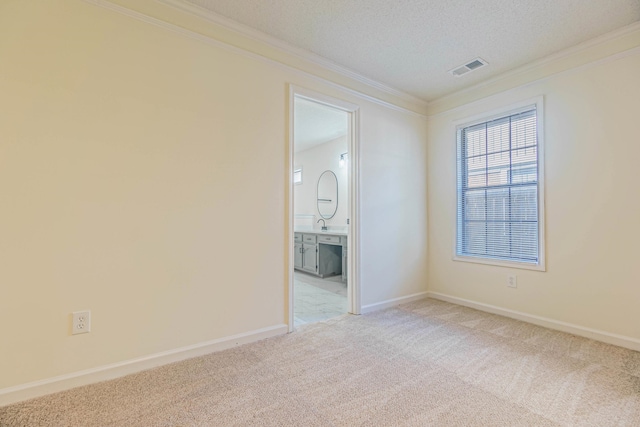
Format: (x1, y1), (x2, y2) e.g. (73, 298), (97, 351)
(156, 0), (428, 109)
(83, 0), (427, 117)
(428, 20), (640, 114)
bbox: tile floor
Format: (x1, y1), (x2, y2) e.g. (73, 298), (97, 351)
(294, 272), (347, 327)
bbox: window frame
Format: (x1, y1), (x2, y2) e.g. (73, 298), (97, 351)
(452, 96), (546, 271)
(293, 167), (303, 185)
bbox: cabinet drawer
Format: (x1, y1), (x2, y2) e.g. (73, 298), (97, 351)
(318, 234), (340, 244)
(294, 233), (302, 243)
(303, 234), (317, 244)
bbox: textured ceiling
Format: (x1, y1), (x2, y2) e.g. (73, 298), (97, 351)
(183, 0), (640, 102)
(294, 98), (348, 152)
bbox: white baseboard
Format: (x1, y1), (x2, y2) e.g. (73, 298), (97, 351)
(0, 324), (288, 407)
(427, 292), (640, 352)
(361, 291), (428, 314)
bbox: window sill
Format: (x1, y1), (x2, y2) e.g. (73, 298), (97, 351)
(453, 254), (546, 272)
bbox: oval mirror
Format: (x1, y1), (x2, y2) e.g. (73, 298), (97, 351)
(317, 170), (338, 219)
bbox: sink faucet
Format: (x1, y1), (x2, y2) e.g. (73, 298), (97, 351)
(317, 219), (327, 231)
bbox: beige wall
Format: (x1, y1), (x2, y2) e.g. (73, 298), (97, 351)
(0, 0), (428, 391)
(427, 49), (640, 341)
(360, 103), (429, 306)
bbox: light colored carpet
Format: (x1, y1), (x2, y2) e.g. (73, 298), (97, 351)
(2, 298), (640, 426)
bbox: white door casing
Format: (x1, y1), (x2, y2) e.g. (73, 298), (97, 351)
(288, 85), (361, 332)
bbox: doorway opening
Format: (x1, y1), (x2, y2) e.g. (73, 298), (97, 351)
(288, 87), (360, 331)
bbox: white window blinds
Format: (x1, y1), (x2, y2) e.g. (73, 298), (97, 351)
(456, 107), (539, 264)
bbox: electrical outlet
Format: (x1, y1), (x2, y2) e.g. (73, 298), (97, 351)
(507, 275), (518, 288)
(72, 310), (91, 335)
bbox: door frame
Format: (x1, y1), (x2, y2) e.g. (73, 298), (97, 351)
(287, 85), (361, 332)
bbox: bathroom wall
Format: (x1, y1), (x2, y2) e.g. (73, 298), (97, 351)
(294, 136), (348, 231)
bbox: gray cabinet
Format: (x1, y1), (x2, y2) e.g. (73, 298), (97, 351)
(294, 233), (318, 274)
(302, 243), (318, 273)
(294, 232), (347, 282)
(294, 233), (303, 269)
(294, 243), (303, 269)
(342, 245), (348, 283)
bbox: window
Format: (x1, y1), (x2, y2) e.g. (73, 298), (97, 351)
(455, 101), (544, 270)
(293, 168), (302, 185)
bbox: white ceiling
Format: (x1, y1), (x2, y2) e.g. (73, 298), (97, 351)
(183, 0), (640, 102)
(294, 98), (348, 152)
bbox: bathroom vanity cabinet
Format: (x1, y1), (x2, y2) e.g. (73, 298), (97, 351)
(294, 231), (347, 281)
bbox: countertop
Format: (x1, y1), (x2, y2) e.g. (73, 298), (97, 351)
(294, 228), (348, 236)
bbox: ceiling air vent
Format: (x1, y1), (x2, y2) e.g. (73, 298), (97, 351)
(449, 57), (488, 77)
